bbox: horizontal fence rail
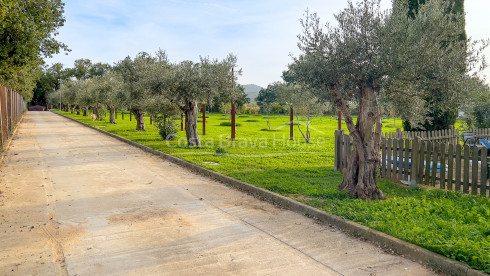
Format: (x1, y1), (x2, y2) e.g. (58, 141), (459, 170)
(0, 85), (27, 150)
(335, 128), (490, 197)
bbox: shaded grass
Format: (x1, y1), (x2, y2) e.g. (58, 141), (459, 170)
(56, 109), (489, 272)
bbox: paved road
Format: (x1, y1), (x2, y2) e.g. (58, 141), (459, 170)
(0, 112), (437, 275)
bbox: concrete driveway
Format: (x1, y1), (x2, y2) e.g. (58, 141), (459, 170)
(0, 112), (437, 275)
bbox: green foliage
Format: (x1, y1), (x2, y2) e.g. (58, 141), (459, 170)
(215, 147), (227, 155)
(219, 121), (241, 127)
(311, 181), (490, 272)
(156, 120), (178, 141)
(0, 0), (68, 99)
(400, 0), (467, 131)
(472, 102), (490, 128)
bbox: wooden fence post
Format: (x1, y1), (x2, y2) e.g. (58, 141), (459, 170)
(455, 144), (462, 192)
(290, 106), (294, 140)
(447, 145), (454, 191)
(463, 145), (470, 194)
(386, 138), (392, 179)
(333, 130), (340, 171)
(480, 148), (488, 197)
(410, 138), (418, 186)
(381, 135), (386, 177)
(439, 143), (446, 189)
(202, 103), (206, 135)
(471, 146), (479, 195)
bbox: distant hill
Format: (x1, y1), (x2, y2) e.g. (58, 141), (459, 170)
(241, 84), (263, 102)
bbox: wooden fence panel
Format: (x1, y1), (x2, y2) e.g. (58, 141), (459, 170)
(424, 141), (432, 185)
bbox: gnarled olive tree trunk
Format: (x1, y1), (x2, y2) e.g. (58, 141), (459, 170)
(183, 99), (201, 146)
(83, 107), (88, 116)
(130, 108), (145, 131)
(76, 106), (80, 115)
(109, 107), (116, 124)
(334, 86), (385, 200)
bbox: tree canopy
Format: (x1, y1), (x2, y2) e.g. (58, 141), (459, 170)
(0, 0), (69, 100)
(284, 0), (486, 199)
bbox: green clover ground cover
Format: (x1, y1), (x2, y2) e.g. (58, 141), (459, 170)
(56, 110), (489, 272)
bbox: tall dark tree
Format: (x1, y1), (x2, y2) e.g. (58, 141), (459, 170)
(400, 0), (466, 131)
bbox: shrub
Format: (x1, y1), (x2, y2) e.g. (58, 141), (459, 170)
(156, 120), (178, 141)
(215, 147), (226, 155)
(219, 121), (241, 127)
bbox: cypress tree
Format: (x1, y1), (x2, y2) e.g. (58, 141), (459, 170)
(401, 0), (466, 131)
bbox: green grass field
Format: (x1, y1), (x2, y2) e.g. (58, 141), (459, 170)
(55, 110), (489, 272)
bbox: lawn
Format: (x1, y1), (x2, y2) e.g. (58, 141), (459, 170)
(55, 110), (490, 272)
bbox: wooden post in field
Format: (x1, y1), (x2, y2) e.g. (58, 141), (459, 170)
(231, 98), (236, 141)
(231, 67), (236, 141)
(150, 116), (152, 125)
(181, 113), (184, 131)
(290, 106), (294, 140)
(130, 110), (132, 121)
(202, 103), (206, 135)
(338, 110), (342, 130)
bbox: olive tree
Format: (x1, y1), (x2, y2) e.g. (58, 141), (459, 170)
(144, 53), (237, 146)
(75, 79), (95, 117)
(113, 53), (156, 131)
(92, 71), (126, 124)
(285, 0), (484, 199)
(59, 80), (78, 113)
(279, 85), (327, 143)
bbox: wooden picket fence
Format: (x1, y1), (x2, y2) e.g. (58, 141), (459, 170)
(382, 126), (490, 145)
(335, 129), (490, 197)
(1, 85), (27, 150)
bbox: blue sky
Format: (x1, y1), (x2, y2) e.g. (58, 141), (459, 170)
(47, 0), (490, 87)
